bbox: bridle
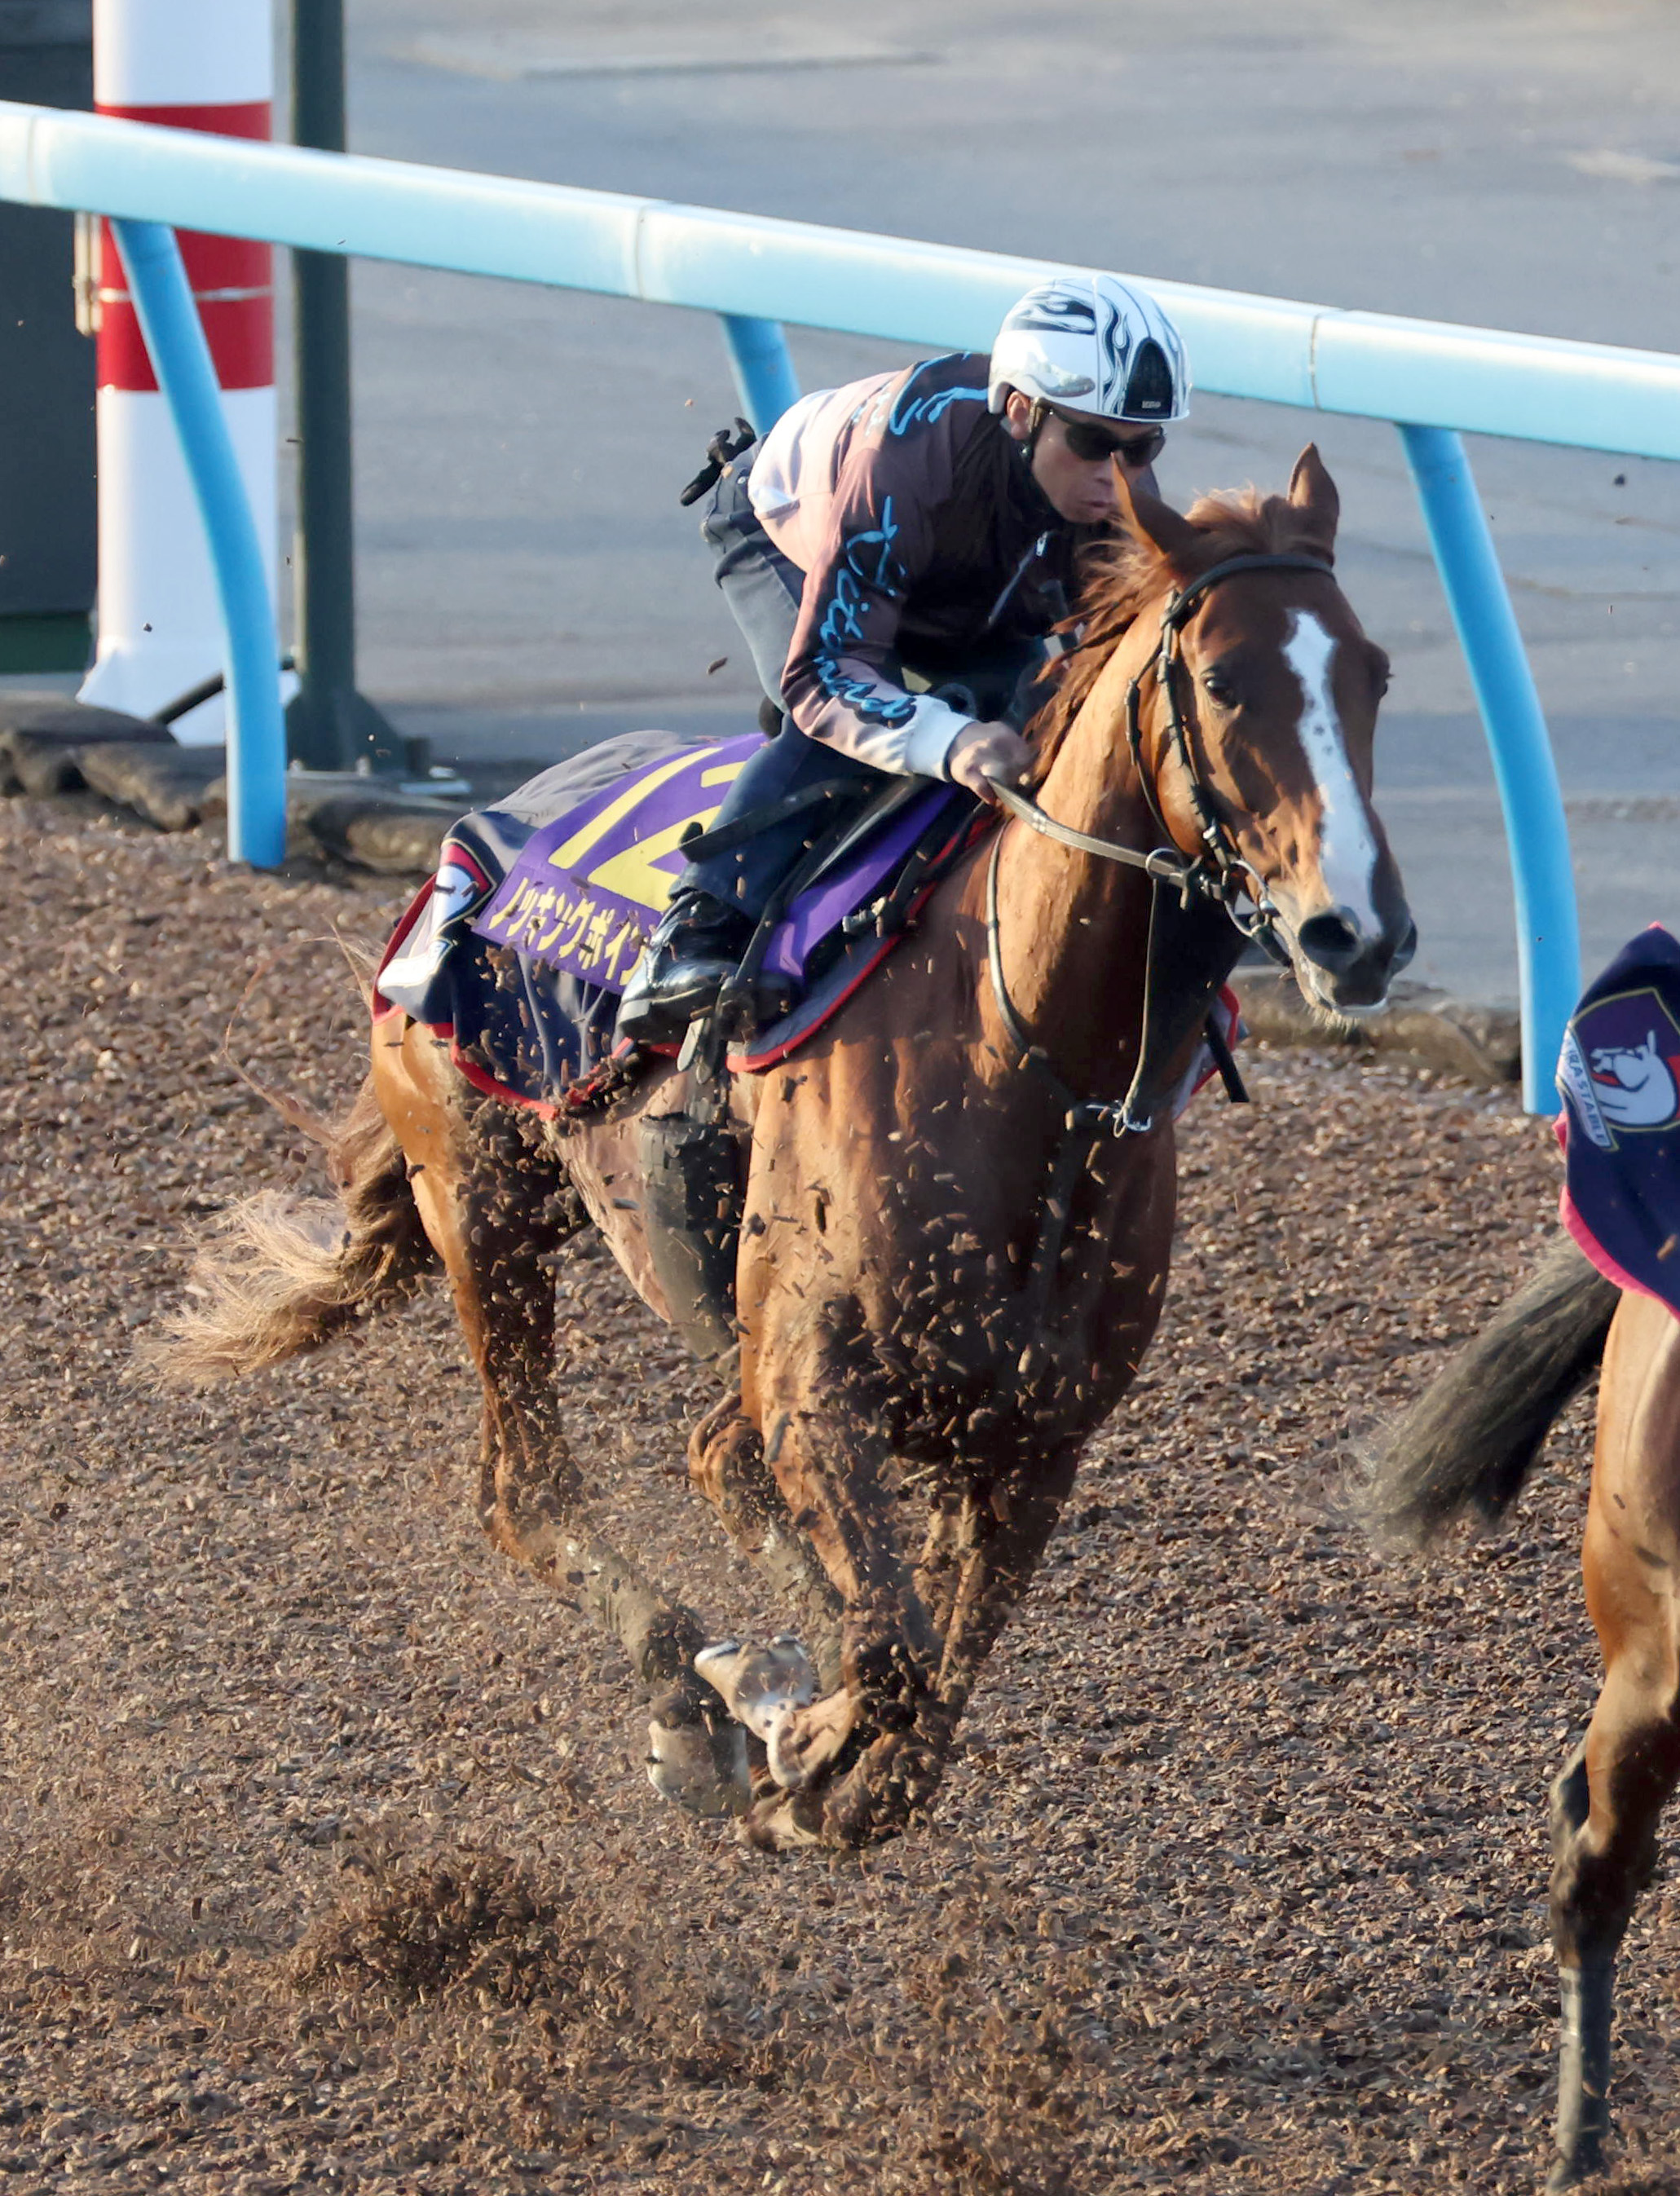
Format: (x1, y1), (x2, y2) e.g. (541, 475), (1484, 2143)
(984, 548), (1337, 1138)
(983, 545), (1343, 1370)
(991, 549), (1336, 930)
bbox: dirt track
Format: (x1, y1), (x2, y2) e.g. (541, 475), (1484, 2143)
(2, 792), (1675, 2195)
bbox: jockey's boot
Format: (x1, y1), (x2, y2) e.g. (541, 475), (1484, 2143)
(615, 887), (756, 1046)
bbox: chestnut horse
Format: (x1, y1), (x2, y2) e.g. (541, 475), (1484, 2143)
(1362, 1239), (1680, 2191)
(157, 452), (1413, 1851)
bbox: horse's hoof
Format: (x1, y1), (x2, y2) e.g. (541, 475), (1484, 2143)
(765, 1685), (857, 1791)
(694, 1634), (818, 1744)
(646, 1688), (749, 1818)
(734, 1725), (950, 1851)
(739, 1785), (827, 1852)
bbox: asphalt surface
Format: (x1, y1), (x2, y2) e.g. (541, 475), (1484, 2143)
(143, 4), (1680, 999)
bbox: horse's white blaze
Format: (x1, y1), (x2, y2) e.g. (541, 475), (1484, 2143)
(1282, 609), (1378, 928)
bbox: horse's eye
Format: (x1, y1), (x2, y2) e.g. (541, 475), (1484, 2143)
(1369, 649), (1392, 699)
(1202, 671), (1237, 708)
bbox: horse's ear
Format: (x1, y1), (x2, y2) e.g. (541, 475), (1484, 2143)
(1113, 465), (1202, 566)
(1287, 444), (1340, 556)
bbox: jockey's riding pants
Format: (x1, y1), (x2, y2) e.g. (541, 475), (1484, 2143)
(683, 450), (887, 919)
(699, 446), (804, 714)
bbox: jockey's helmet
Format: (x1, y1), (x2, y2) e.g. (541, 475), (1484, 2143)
(987, 275), (1191, 426)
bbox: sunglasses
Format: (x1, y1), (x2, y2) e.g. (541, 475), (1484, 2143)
(1048, 408), (1167, 469)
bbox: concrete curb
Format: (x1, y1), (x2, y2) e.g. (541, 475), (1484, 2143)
(1231, 968), (1522, 1087)
(0, 701), (174, 796)
(77, 739), (228, 831)
(0, 692), (514, 873)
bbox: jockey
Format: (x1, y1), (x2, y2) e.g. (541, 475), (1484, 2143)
(616, 273), (1192, 1044)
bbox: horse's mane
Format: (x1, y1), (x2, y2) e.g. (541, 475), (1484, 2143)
(1030, 486), (1330, 773)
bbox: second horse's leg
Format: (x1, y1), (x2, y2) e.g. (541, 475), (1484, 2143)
(1548, 1290), (1680, 2192)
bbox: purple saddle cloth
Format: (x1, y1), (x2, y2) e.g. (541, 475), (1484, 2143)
(467, 732), (954, 990)
(374, 730), (965, 1112)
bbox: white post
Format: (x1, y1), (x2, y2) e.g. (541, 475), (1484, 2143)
(79, 0), (276, 743)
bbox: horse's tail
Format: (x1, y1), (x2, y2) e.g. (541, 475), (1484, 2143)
(1356, 1234), (1619, 1550)
(139, 1074), (436, 1387)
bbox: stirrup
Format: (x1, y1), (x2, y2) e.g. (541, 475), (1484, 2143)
(615, 955), (738, 1046)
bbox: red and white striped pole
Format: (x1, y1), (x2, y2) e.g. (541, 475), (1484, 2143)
(79, 0), (276, 743)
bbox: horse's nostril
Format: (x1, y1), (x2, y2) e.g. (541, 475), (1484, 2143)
(1393, 917), (1419, 972)
(1297, 911), (1363, 972)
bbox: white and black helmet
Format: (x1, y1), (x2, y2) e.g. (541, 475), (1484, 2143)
(987, 274), (1191, 426)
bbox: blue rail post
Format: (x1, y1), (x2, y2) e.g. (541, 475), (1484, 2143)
(109, 218), (287, 868)
(718, 315), (800, 433)
(1399, 422), (1581, 1113)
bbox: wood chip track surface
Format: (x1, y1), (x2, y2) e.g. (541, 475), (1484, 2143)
(1, 794), (1672, 2195)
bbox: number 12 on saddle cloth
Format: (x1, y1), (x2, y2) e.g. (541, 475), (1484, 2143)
(476, 738), (765, 986)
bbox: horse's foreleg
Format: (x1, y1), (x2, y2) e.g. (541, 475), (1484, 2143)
(916, 1489), (977, 1642)
(1548, 1290), (1680, 2192)
(688, 1397), (843, 1691)
(933, 1446), (1081, 1719)
(730, 1382), (957, 1849)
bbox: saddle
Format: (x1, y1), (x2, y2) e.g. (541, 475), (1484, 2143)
(373, 728), (978, 1115)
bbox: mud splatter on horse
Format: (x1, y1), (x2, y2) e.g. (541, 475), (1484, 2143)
(152, 453), (1412, 1853)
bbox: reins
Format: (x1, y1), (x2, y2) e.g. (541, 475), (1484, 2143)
(986, 779), (1202, 890)
(986, 549), (1332, 1368)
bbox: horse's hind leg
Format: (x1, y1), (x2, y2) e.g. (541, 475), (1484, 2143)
(374, 1023), (742, 1802)
(1548, 1290), (1680, 2192)
(377, 1025), (582, 1560)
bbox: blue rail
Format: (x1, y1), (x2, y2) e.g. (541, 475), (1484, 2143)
(1400, 426), (1581, 1109)
(108, 219), (287, 869)
(2, 102), (1666, 1103)
(719, 314), (801, 434)
(6, 107), (1678, 452)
